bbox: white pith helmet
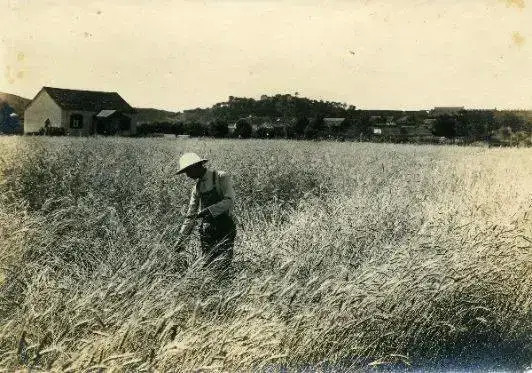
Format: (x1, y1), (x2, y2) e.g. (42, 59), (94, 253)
(177, 152), (208, 174)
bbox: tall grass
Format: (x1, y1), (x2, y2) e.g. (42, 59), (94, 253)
(0, 137), (530, 372)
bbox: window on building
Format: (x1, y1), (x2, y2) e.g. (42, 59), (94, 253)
(44, 118), (50, 128)
(70, 114), (83, 129)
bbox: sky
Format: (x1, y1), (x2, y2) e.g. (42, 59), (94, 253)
(1, 0), (531, 111)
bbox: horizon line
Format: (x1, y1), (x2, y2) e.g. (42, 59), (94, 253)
(2, 89), (531, 113)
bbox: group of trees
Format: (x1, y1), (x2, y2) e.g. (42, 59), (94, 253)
(137, 108), (531, 145)
(137, 114), (370, 140)
(432, 110), (532, 143)
(138, 94), (530, 144)
(0, 103), (22, 134)
(182, 94), (357, 124)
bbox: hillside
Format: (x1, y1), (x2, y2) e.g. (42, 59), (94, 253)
(0, 92), (31, 119)
(134, 107), (182, 124)
(196, 94), (358, 122)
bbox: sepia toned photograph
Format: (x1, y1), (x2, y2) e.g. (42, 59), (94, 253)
(0, 0), (531, 372)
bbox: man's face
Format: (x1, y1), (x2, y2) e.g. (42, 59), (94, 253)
(184, 164), (204, 180)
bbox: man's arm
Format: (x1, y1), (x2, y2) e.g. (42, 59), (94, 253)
(178, 186), (200, 242)
(206, 171), (234, 217)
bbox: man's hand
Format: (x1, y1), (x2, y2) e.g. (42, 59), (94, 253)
(197, 208), (211, 218)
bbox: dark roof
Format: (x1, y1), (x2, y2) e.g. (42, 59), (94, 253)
(401, 126), (434, 136)
(324, 118), (345, 123)
(324, 118), (345, 127)
(396, 115), (409, 124)
(43, 87), (136, 113)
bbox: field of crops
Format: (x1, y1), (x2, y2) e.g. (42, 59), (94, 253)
(0, 137), (530, 372)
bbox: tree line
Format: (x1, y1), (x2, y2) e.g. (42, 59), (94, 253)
(432, 110), (532, 144)
(137, 108), (531, 145)
(136, 115), (367, 140)
(182, 94), (357, 123)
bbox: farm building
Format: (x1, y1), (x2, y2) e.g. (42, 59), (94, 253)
(371, 124), (436, 142)
(24, 87), (137, 136)
(395, 116), (410, 125)
(371, 126), (402, 138)
(323, 118), (346, 128)
(369, 115), (395, 125)
(323, 117), (351, 137)
(400, 125), (436, 141)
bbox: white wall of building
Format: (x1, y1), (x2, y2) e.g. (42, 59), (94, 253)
(23, 90), (62, 133)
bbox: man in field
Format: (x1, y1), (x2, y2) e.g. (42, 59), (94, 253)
(175, 152), (237, 269)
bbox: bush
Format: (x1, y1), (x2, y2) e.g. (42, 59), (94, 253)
(294, 117), (309, 137)
(37, 127), (67, 136)
(234, 119), (253, 138)
(136, 121), (183, 136)
(432, 114), (457, 138)
(183, 121), (207, 137)
(304, 115), (325, 139)
(208, 119), (229, 138)
(255, 126), (271, 139)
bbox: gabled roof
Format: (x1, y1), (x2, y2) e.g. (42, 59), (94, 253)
(396, 115), (409, 124)
(323, 118), (345, 127)
(323, 117), (345, 122)
(42, 87), (136, 113)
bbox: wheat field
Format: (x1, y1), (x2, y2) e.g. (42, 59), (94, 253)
(0, 137), (530, 372)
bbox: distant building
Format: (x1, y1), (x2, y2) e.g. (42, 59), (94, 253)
(369, 115), (384, 123)
(400, 125), (434, 138)
(371, 126), (401, 137)
(24, 86), (137, 136)
(395, 115), (409, 125)
(323, 118), (346, 128)
(423, 118), (437, 127)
